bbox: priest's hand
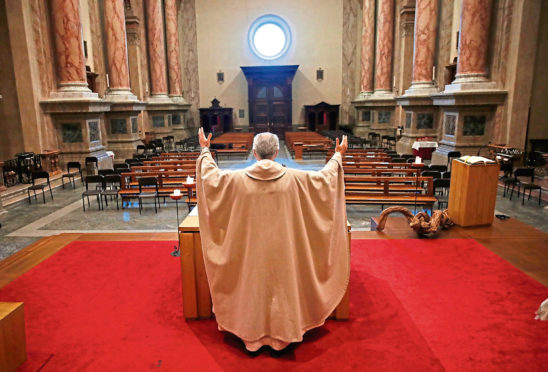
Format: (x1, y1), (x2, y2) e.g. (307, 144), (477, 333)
(335, 135), (348, 156)
(199, 127), (212, 148)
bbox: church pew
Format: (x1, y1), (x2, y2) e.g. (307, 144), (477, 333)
(343, 167), (422, 176)
(344, 176), (436, 210)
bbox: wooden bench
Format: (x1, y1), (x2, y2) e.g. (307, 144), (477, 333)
(214, 148), (250, 160)
(343, 167), (422, 176)
(344, 176), (436, 210)
(119, 171), (197, 206)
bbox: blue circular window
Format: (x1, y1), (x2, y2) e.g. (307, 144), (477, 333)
(248, 15), (291, 60)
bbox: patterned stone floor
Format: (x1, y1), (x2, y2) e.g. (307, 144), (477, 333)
(1, 143), (546, 260)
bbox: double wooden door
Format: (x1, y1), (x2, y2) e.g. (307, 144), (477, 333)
(242, 65), (298, 140)
(249, 83), (291, 138)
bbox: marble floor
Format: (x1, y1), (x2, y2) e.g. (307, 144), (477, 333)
(1, 144), (547, 260)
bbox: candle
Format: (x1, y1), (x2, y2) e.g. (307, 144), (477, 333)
(106, 74), (109, 88)
(432, 66), (436, 81)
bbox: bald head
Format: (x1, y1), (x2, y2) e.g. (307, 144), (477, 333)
(253, 132), (279, 160)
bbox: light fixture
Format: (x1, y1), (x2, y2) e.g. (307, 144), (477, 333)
(316, 68), (324, 81)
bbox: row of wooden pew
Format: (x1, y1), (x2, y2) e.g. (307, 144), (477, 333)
(116, 149), (438, 211)
(334, 149), (438, 210)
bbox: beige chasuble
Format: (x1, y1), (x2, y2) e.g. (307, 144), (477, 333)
(196, 148), (349, 351)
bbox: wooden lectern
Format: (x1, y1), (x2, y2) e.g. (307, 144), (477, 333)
(448, 159), (500, 227)
(178, 210), (350, 320)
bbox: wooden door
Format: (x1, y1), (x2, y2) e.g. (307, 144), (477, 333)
(250, 83), (291, 138)
(242, 65), (298, 140)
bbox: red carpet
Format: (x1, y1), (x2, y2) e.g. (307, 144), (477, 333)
(0, 239), (546, 371)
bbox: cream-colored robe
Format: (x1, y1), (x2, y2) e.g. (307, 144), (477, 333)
(196, 148), (349, 351)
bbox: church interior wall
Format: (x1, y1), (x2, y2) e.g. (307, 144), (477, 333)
(528, 0), (548, 149)
(194, 0), (343, 128)
(179, 0), (201, 129)
(0, 0), (24, 161)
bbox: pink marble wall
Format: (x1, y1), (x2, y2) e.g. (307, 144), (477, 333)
(360, 0), (375, 93)
(412, 0), (437, 83)
(341, 0), (360, 124)
(49, 0), (87, 85)
(180, 0), (200, 127)
(165, 0), (182, 96)
(104, 0), (131, 90)
(145, 0), (168, 95)
(457, 0), (493, 76)
(89, 0), (107, 96)
(375, 0), (395, 91)
(436, 0), (454, 88)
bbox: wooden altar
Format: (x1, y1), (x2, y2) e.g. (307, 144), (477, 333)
(178, 210), (350, 320)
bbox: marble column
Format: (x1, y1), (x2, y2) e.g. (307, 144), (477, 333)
(104, 0), (137, 100)
(374, 0), (395, 93)
(409, 0), (438, 91)
(145, 0), (168, 97)
(165, 0), (183, 99)
(49, 0), (91, 94)
(359, 0), (375, 95)
(454, 0), (493, 83)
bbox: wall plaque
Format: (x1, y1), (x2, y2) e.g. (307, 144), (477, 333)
(110, 119), (127, 134)
(378, 111), (391, 124)
(417, 113), (434, 129)
(62, 123), (83, 143)
(152, 115), (165, 128)
(444, 114), (456, 136)
(463, 115), (486, 136)
(88, 121), (100, 142)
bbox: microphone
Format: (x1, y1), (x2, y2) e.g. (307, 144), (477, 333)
(477, 141), (491, 156)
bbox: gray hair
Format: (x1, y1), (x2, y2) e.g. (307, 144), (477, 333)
(253, 132), (279, 159)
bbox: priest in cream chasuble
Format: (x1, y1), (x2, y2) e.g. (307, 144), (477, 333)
(196, 128), (349, 351)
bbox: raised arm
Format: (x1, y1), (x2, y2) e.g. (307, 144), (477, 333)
(318, 135), (348, 177)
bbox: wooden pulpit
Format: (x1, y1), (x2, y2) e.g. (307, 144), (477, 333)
(448, 159), (500, 227)
(178, 210), (350, 320)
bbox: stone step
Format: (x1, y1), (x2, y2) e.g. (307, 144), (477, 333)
(0, 173), (83, 208)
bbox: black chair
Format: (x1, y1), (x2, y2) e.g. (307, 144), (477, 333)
(61, 162), (83, 189)
(136, 145), (145, 154)
(422, 171), (442, 179)
(85, 157), (98, 176)
(102, 174), (121, 210)
(499, 163), (513, 197)
(387, 136), (396, 150)
(447, 151), (461, 171)
(114, 163), (129, 173)
(510, 168), (542, 205)
(138, 177), (160, 214)
(98, 169), (115, 176)
(82, 175), (104, 211)
(391, 157), (405, 163)
(27, 171), (53, 204)
(433, 178), (451, 209)
(401, 154), (415, 160)
(442, 171), (451, 179)
(406, 158), (416, 163)
(428, 164), (448, 173)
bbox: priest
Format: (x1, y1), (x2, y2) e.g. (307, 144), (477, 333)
(196, 128), (349, 352)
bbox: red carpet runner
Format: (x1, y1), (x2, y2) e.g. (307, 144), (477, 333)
(1, 239), (547, 371)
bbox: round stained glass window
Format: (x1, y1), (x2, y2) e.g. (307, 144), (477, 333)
(248, 15), (291, 60)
